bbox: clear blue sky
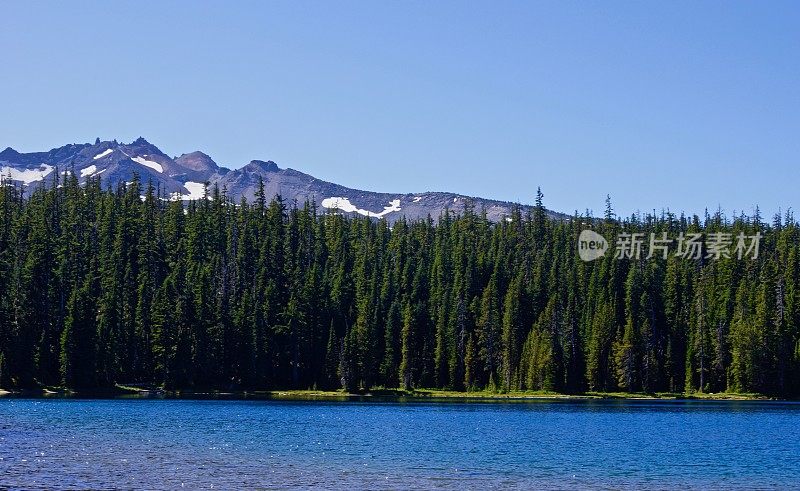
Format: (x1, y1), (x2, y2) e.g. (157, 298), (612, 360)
(2, 1), (798, 217)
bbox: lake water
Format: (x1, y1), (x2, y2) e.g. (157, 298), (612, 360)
(1, 397), (799, 489)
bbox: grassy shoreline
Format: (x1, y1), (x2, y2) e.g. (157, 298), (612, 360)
(0, 386), (780, 401)
(259, 388), (775, 401)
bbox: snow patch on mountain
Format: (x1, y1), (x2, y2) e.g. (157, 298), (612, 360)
(131, 156), (163, 173)
(413, 196), (422, 203)
(93, 149), (114, 160)
(321, 197), (401, 218)
(0, 164), (54, 184)
(182, 181), (206, 200)
(80, 165), (97, 177)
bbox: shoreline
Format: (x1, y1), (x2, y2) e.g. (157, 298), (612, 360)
(258, 389), (778, 401)
(0, 386), (783, 401)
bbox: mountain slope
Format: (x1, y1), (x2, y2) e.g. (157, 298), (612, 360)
(0, 138), (564, 222)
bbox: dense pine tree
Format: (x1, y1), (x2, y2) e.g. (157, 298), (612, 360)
(0, 175), (798, 397)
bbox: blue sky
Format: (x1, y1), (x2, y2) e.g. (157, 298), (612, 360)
(2, 1), (798, 217)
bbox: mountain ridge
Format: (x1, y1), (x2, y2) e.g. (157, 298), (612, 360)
(0, 138), (565, 222)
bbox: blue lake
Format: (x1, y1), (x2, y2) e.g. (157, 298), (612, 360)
(1, 397), (799, 489)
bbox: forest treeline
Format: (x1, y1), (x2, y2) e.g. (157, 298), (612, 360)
(0, 172), (799, 397)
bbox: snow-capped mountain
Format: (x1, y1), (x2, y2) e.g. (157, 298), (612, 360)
(0, 138), (562, 222)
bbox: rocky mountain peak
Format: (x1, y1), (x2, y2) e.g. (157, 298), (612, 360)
(0, 147), (19, 159)
(175, 151), (219, 172)
(246, 160), (280, 173)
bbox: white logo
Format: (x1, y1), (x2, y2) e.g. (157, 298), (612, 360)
(578, 230), (608, 262)
(577, 230), (761, 262)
